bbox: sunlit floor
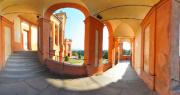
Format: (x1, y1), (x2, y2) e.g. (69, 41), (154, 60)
(0, 61), (158, 95)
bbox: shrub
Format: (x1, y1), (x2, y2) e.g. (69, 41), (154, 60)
(78, 53), (81, 59)
(65, 56), (69, 61)
(103, 51), (108, 59)
(123, 50), (131, 55)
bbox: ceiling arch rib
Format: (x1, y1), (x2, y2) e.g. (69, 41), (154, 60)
(114, 23), (135, 37)
(93, 5), (152, 16)
(107, 19), (141, 37)
(97, 6), (151, 21)
(102, 17), (142, 22)
(0, 0), (160, 26)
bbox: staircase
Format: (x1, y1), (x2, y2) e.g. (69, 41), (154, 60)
(0, 51), (49, 79)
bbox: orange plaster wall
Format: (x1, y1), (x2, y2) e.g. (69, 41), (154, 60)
(119, 55), (131, 60)
(13, 22), (23, 52)
(135, 30), (142, 73)
(13, 17), (24, 51)
(84, 16), (104, 75)
(0, 16), (13, 70)
(38, 18), (51, 62)
(13, 16), (37, 52)
(141, 6), (156, 90)
(46, 60), (87, 76)
(141, 0), (172, 95)
(155, 0), (171, 95)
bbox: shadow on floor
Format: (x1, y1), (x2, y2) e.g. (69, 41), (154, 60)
(0, 61), (158, 95)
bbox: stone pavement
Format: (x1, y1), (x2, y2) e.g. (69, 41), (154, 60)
(0, 61), (158, 95)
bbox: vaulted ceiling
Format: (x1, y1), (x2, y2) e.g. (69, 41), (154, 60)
(0, 0), (160, 37)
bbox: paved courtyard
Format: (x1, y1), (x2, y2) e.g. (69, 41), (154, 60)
(0, 61), (158, 95)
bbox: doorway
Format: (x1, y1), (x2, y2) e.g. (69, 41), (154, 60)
(23, 30), (28, 50)
(4, 26), (11, 61)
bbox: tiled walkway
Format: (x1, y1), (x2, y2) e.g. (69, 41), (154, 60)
(0, 61), (158, 95)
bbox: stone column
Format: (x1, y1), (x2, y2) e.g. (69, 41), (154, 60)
(118, 41), (123, 62)
(28, 25), (32, 50)
(38, 18), (51, 62)
(117, 43), (120, 64)
(114, 38), (119, 64)
(112, 41), (116, 66)
(59, 22), (64, 63)
(130, 38), (135, 68)
(84, 16), (104, 76)
(108, 35), (114, 66)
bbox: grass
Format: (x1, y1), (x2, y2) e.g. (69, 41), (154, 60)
(64, 58), (84, 65)
(102, 59), (108, 64)
(64, 57), (108, 65)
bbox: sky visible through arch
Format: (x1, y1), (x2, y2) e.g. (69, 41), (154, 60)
(54, 8), (109, 50)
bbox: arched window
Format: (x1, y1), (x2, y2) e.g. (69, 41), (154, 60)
(102, 26), (109, 64)
(122, 42), (131, 55)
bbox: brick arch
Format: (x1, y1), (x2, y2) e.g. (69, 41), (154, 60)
(44, 3), (90, 20)
(40, 2), (90, 62)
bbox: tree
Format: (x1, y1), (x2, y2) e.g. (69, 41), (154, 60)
(123, 50), (131, 55)
(103, 51), (108, 59)
(78, 53), (81, 59)
(65, 56), (69, 61)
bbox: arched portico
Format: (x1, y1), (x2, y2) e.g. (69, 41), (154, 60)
(38, 2), (108, 76)
(38, 3), (90, 61)
(1, 0), (180, 95)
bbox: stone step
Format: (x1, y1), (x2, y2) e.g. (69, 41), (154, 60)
(0, 67), (48, 75)
(0, 51), (49, 79)
(11, 53), (38, 57)
(4, 65), (46, 72)
(12, 53), (38, 55)
(0, 70), (49, 79)
(5, 62), (43, 67)
(9, 56), (38, 59)
(7, 58), (39, 62)
(13, 51), (37, 54)
(7, 59), (39, 63)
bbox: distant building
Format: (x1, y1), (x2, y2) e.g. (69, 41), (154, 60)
(50, 12), (72, 61)
(64, 39), (72, 57)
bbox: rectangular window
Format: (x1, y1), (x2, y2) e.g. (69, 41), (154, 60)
(144, 25), (150, 73)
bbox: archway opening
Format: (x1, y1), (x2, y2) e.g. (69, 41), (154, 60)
(102, 25), (109, 64)
(121, 41), (131, 61)
(49, 8), (85, 65)
(21, 21), (38, 51)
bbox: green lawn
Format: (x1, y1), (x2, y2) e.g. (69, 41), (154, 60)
(64, 57), (107, 65)
(102, 59), (108, 64)
(64, 58), (84, 65)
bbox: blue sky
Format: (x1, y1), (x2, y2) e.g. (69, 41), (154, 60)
(55, 8), (109, 50)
